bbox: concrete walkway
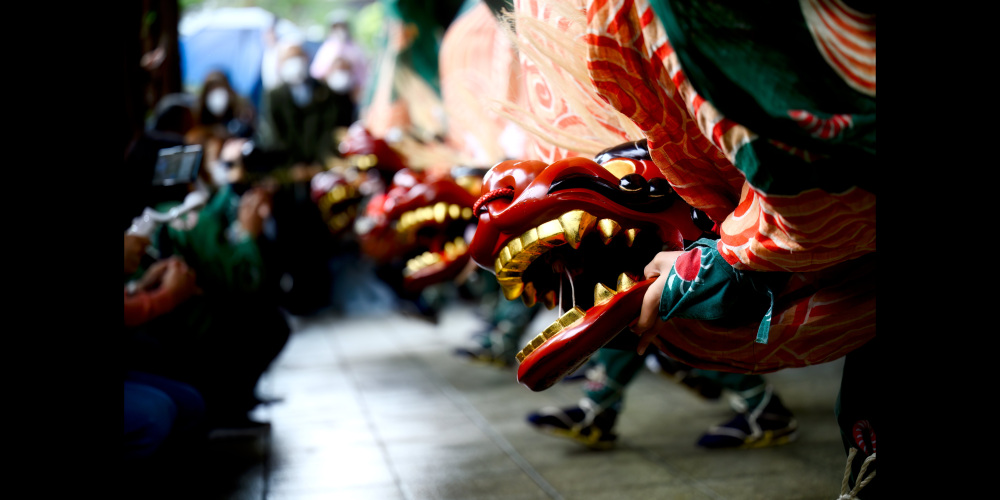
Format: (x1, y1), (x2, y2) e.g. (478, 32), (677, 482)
(201, 297), (851, 500)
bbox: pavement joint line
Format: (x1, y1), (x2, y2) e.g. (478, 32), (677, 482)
(412, 355), (566, 500)
(330, 324), (414, 500)
(632, 447), (729, 500)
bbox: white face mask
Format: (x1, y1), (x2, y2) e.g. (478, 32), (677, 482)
(205, 88), (229, 117)
(279, 57), (308, 85)
(209, 160), (230, 186)
(326, 70), (352, 94)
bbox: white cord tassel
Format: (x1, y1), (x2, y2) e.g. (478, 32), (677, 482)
(565, 267), (576, 310)
(837, 448), (876, 499)
(558, 271), (563, 314)
(557, 267), (576, 313)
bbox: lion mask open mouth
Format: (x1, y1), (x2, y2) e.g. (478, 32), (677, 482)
(469, 148), (705, 390)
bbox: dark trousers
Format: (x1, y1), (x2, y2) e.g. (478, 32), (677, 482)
(124, 371), (205, 460)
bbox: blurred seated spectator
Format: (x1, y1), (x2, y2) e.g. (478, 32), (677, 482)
(184, 70), (257, 198)
(193, 69), (256, 140)
(125, 239), (201, 326)
(324, 57), (360, 121)
(124, 234), (206, 462)
(125, 163), (290, 430)
(310, 11), (369, 110)
(249, 41), (359, 316)
(264, 41), (355, 170)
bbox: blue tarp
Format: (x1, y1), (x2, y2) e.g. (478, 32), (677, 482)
(178, 8), (321, 113)
(180, 27), (266, 111)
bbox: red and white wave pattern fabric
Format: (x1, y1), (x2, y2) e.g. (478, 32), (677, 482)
(789, 109), (854, 140)
(768, 138), (824, 164)
(627, 1), (755, 169)
(584, 0), (745, 223)
(800, 0), (876, 97)
(439, 2), (522, 164)
(718, 183), (875, 272)
(514, 0), (636, 163)
(583, 0), (875, 272)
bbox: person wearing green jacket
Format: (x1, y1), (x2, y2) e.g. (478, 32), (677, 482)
(129, 179), (289, 430)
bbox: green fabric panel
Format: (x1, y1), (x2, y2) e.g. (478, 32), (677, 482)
(383, 0), (466, 97)
(733, 132), (877, 196)
(645, 0), (876, 196)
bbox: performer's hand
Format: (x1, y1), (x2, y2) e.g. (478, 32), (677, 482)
(632, 251), (682, 355)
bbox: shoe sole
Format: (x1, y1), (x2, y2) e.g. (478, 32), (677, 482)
(455, 350), (515, 368)
(529, 424), (617, 450)
(741, 429), (799, 449)
(471, 354), (515, 368)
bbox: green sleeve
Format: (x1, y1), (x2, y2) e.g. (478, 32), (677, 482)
(659, 239), (782, 343)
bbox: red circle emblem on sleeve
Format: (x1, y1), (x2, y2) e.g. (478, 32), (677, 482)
(674, 247), (702, 282)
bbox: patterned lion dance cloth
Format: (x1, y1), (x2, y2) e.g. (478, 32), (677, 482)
(468, 0), (875, 383)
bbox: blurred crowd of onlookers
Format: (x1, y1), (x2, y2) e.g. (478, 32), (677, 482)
(122, 2), (386, 484)
(123, 3), (506, 486)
